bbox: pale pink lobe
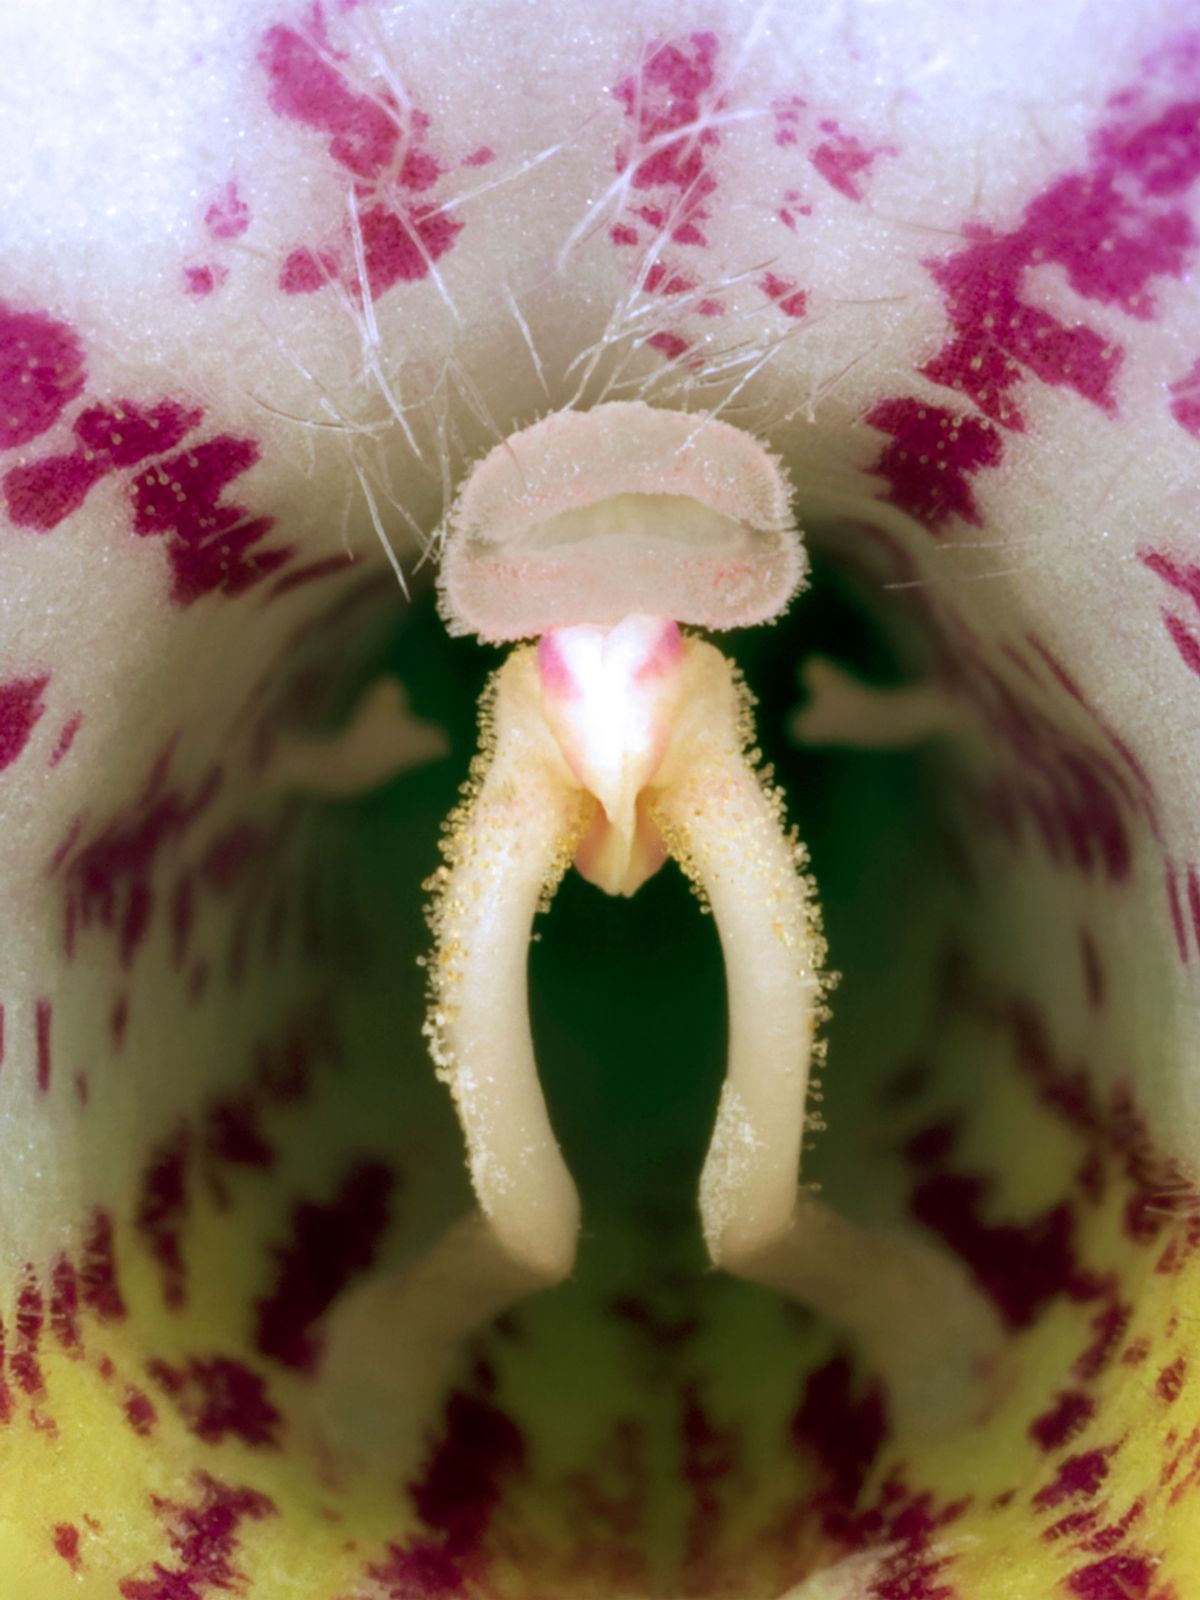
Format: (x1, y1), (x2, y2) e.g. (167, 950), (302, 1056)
(537, 617), (683, 895)
(438, 402), (804, 643)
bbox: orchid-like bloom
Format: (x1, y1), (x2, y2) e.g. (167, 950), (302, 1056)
(2, 3), (1199, 1598)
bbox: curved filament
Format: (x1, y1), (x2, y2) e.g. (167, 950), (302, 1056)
(651, 644), (827, 1268)
(423, 653), (587, 1281)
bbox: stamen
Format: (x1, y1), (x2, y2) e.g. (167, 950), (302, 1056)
(422, 652), (589, 1280)
(649, 641), (827, 1267)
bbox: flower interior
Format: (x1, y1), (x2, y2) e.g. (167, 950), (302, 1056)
(1, 6), (1199, 1599)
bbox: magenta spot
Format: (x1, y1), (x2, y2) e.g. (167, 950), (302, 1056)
(13, 1274), (46, 1394)
(1167, 861), (1189, 961)
(200, 822), (265, 894)
(1034, 1447), (1114, 1510)
(3, 452), (105, 529)
(205, 1093), (276, 1170)
(261, 23), (460, 305)
(411, 1387), (525, 1558)
(4, 397), (203, 532)
(1029, 1390), (1095, 1452)
(1169, 357), (1200, 437)
(771, 95), (805, 149)
(35, 998), (51, 1093)
(255, 1162), (394, 1372)
(354, 201), (464, 299)
(267, 552), (356, 600)
(903, 1119), (958, 1168)
(790, 1356), (887, 1533)
(203, 181), (251, 241)
(147, 1355), (281, 1448)
(860, 1498), (967, 1599)
(609, 223), (639, 247)
(612, 33), (723, 250)
(117, 1473), (276, 1600)
(809, 119), (896, 202)
(279, 246), (337, 295)
(49, 1256), (81, 1353)
(0, 674), (49, 770)
(864, 398), (1003, 529)
(1065, 1551), (1157, 1598)
(256, 1008), (333, 1107)
(48, 711), (82, 768)
(61, 776), (184, 966)
(52, 1523), (82, 1572)
(642, 261), (696, 297)
(681, 1388), (739, 1578)
(80, 1209), (127, 1322)
(646, 331), (690, 361)
(1162, 609), (1200, 677)
(1025, 633), (1159, 824)
(758, 271), (807, 318)
(260, 24), (401, 181)
(0, 302), (86, 450)
(1094, 94), (1200, 200)
(1073, 1299), (1131, 1384)
(952, 647), (1137, 882)
(908, 1145), (1104, 1329)
(137, 1127), (191, 1311)
(778, 185), (815, 233)
(124, 1388), (157, 1436)
(611, 1295), (699, 1350)
(461, 145), (495, 168)
(1140, 548), (1200, 678)
(79, 398), (202, 468)
(128, 434), (290, 606)
(920, 77), (1200, 430)
(183, 264), (228, 298)
(1157, 1355), (1187, 1404)
(360, 1543), (465, 1597)
(0, 1321), (12, 1422)
(921, 233), (1121, 428)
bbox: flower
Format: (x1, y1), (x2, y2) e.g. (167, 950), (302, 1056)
(1, 2), (1198, 1596)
